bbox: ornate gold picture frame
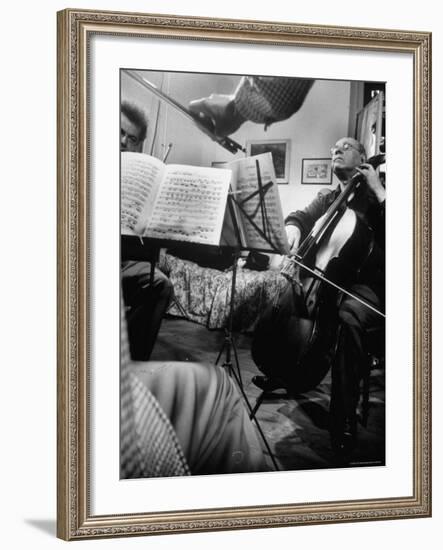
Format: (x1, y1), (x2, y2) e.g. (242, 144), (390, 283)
(57, 8), (431, 540)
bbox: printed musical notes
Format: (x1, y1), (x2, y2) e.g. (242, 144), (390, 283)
(120, 152), (287, 252)
(230, 153), (290, 253)
(146, 166), (231, 245)
(121, 152), (163, 235)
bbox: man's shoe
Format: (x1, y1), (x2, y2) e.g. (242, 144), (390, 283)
(252, 375), (286, 392)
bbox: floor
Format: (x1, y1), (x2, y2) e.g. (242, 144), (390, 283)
(151, 316), (386, 472)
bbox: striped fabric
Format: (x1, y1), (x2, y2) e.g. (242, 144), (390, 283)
(120, 301), (190, 478)
(234, 76), (314, 128)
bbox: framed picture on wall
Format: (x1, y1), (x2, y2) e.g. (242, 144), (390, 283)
(246, 139), (290, 183)
(301, 158), (332, 184)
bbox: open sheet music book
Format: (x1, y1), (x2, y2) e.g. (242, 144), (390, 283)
(121, 151), (289, 254)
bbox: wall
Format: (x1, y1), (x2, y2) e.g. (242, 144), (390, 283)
(1, 1), (440, 550)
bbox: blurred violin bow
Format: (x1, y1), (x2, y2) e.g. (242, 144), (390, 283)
(125, 70), (245, 155)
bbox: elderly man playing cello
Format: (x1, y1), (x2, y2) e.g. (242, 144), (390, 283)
(190, 83), (385, 456)
(255, 137), (385, 456)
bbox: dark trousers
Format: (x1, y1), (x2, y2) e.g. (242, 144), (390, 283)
(330, 284), (384, 436)
(122, 261), (173, 361)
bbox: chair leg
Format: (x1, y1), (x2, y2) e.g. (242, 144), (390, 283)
(167, 296), (189, 320)
(360, 354), (373, 427)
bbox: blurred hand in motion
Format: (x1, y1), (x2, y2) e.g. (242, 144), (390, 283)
(188, 94), (245, 137)
(286, 225), (301, 255)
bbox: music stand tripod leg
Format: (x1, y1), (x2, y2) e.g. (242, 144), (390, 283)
(231, 372), (279, 471)
(216, 330), (279, 471)
(214, 338), (226, 366)
(215, 249), (243, 388)
(213, 250), (279, 471)
(214, 179), (280, 470)
(230, 332), (243, 387)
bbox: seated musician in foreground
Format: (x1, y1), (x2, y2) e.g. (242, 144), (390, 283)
(256, 137), (385, 453)
(120, 300), (268, 477)
(120, 100), (173, 361)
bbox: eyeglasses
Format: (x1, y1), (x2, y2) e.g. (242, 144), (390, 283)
(330, 142), (360, 155)
(121, 129), (141, 146)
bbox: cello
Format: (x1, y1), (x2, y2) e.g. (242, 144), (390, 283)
(251, 154), (385, 394)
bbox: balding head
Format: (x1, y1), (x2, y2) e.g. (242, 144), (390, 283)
(330, 137), (366, 181)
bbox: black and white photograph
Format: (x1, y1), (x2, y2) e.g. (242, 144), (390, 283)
(51, 3), (433, 543)
(120, 69), (386, 478)
(2, 0), (439, 544)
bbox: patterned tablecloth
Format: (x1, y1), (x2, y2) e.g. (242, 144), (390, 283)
(159, 252), (285, 332)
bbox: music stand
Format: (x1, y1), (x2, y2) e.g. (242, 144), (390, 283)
(214, 245), (243, 385)
(214, 160), (284, 471)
